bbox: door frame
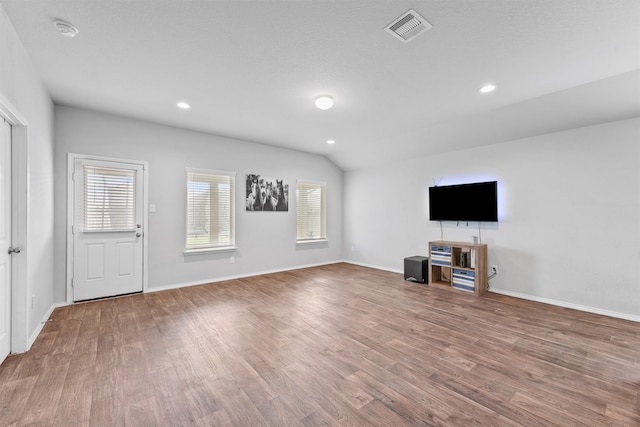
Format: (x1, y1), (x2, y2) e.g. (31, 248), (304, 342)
(0, 94), (29, 354)
(66, 153), (149, 304)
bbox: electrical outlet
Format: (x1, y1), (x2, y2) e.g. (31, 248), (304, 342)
(492, 265), (498, 274)
(351, 245), (355, 252)
(230, 256), (235, 264)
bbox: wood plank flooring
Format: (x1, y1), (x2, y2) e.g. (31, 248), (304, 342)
(1, 263), (638, 426)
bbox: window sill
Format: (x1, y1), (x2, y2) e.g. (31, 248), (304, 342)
(184, 246), (238, 255)
(296, 239), (329, 247)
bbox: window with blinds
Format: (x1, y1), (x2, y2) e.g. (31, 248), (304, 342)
(296, 180), (326, 241)
(185, 168), (235, 250)
(84, 166), (136, 231)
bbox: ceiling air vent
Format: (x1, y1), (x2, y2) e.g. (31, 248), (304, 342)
(385, 9), (432, 43)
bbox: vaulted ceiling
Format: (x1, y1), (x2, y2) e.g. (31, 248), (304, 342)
(2, 0), (639, 170)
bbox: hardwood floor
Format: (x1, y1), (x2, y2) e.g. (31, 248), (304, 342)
(1, 263), (638, 426)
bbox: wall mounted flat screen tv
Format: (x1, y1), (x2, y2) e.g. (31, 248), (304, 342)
(429, 181), (498, 222)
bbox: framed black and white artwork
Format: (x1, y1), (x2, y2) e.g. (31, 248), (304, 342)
(245, 174), (289, 211)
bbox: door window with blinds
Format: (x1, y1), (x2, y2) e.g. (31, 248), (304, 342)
(83, 166), (136, 231)
(185, 168), (235, 251)
(296, 180), (326, 242)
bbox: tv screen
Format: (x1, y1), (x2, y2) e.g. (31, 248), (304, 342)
(429, 181), (498, 222)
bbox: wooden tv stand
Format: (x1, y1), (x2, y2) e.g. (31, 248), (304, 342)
(428, 240), (488, 295)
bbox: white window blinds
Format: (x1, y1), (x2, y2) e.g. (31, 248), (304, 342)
(296, 180), (326, 241)
(84, 166), (136, 231)
(185, 168), (235, 250)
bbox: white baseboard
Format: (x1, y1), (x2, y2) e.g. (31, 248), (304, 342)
(345, 261), (639, 322)
(343, 260), (403, 275)
(489, 288), (640, 323)
(146, 260), (345, 294)
(50, 262), (638, 334)
(26, 302), (66, 351)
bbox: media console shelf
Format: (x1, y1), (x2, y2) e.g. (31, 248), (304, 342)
(428, 240), (488, 295)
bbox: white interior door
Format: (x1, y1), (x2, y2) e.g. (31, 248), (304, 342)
(72, 158), (144, 301)
(0, 119), (11, 363)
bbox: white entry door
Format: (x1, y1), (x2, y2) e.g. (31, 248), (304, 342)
(72, 158), (144, 301)
(0, 119), (11, 363)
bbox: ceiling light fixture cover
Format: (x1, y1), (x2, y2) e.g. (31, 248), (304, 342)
(479, 84), (497, 94)
(315, 95), (334, 110)
(385, 9), (432, 43)
(177, 101), (191, 109)
(54, 20), (79, 37)
(327, 139), (336, 145)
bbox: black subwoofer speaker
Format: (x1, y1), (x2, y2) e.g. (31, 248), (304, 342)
(404, 256), (428, 284)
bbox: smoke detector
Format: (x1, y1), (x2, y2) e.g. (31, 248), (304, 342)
(385, 9), (432, 43)
(54, 20), (79, 37)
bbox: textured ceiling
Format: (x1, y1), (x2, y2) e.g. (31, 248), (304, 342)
(2, 0), (639, 170)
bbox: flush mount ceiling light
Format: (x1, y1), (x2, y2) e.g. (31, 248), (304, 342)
(314, 95), (334, 110)
(479, 84), (497, 94)
(326, 139), (336, 145)
(176, 101), (191, 109)
(54, 20), (79, 37)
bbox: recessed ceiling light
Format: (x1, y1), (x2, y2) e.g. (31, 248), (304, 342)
(327, 139), (336, 145)
(176, 101), (191, 109)
(479, 84), (497, 94)
(54, 20), (79, 37)
(315, 95), (334, 110)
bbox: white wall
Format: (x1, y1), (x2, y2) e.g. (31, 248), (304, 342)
(53, 106), (343, 300)
(344, 118), (640, 319)
(0, 5), (55, 347)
